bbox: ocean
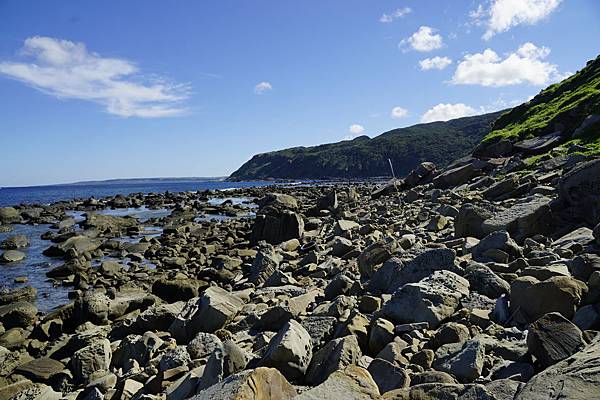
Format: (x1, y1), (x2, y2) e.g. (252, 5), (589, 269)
(0, 179), (273, 207)
(0, 179), (274, 311)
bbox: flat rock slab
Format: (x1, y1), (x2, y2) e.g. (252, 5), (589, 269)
(16, 358), (66, 381)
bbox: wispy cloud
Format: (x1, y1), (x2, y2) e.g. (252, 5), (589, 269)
(254, 81), (272, 95)
(471, 0), (562, 40)
(400, 26), (443, 52)
(0, 36), (190, 118)
(380, 7), (412, 23)
(451, 42), (566, 87)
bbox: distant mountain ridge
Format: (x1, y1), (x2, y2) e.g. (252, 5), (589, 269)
(229, 111), (506, 181)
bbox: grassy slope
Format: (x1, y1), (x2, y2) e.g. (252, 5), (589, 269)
(483, 55), (600, 159)
(229, 111), (505, 180)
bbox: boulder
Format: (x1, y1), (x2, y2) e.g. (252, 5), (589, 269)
(435, 339), (485, 382)
(187, 332), (223, 360)
(0, 301), (37, 329)
(526, 312), (585, 369)
(259, 319), (313, 381)
(170, 286), (244, 342)
(381, 271), (470, 329)
(249, 247), (283, 286)
(305, 335), (362, 385)
(515, 337), (600, 400)
(71, 338), (112, 383)
(16, 357), (66, 382)
(367, 358), (410, 394)
(192, 367), (296, 400)
(481, 196), (553, 239)
(463, 262), (510, 299)
(369, 248), (457, 294)
(297, 365), (379, 400)
(358, 237), (397, 278)
(251, 210), (304, 244)
(152, 279), (204, 303)
(433, 163), (480, 189)
(0, 207), (21, 223)
(510, 276), (587, 322)
(558, 159), (600, 225)
(454, 204), (492, 239)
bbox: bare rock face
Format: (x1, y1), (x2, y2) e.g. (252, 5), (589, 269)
(526, 312), (585, 369)
(192, 367), (297, 400)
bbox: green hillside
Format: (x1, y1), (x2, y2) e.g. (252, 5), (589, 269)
(229, 111), (505, 180)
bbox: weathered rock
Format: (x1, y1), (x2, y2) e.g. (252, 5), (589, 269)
(515, 337), (600, 400)
(433, 163), (480, 189)
(170, 286), (244, 342)
(0, 207), (21, 223)
(112, 332), (163, 368)
(370, 248), (457, 294)
(152, 278), (204, 302)
(251, 210), (304, 244)
(305, 335), (362, 385)
(454, 204), (492, 239)
(358, 237), (397, 278)
(71, 338), (112, 383)
(367, 358), (410, 394)
(435, 339), (485, 382)
(249, 247), (283, 286)
(187, 332), (223, 360)
(464, 262), (510, 299)
(381, 271), (470, 328)
(481, 196), (553, 239)
(192, 367), (297, 400)
(527, 312), (585, 369)
(472, 231), (522, 263)
(510, 276), (587, 322)
(16, 357), (66, 382)
(0, 301), (37, 329)
(259, 319), (313, 381)
(298, 365), (379, 400)
(558, 158), (600, 225)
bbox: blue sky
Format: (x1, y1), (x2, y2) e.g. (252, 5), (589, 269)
(0, 0), (598, 186)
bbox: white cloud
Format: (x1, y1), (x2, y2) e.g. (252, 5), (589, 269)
(451, 42), (563, 87)
(254, 81), (272, 95)
(380, 7), (412, 23)
(391, 106), (408, 119)
(0, 36), (189, 118)
(419, 56), (453, 70)
(400, 26), (443, 52)
(421, 103), (478, 123)
(475, 0), (562, 40)
(349, 124), (365, 135)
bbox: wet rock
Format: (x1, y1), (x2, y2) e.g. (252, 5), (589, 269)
(527, 312), (585, 369)
(0, 249), (26, 263)
(0, 207), (21, 224)
(381, 270), (470, 328)
(0, 285), (37, 305)
(259, 319), (313, 381)
(0, 234), (30, 249)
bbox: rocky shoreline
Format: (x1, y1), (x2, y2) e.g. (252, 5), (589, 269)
(1, 156), (600, 399)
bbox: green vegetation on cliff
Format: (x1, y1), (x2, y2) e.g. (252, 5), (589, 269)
(229, 111), (504, 180)
(484, 55), (600, 147)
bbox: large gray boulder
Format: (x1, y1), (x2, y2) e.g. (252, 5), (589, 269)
(305, 335), (362, 385)
(71, 338), (112, 383)
(259, 319), (313, 381)
(381, 270), (470, 329)
(435, 339), (485, 382)
(170, 287), (244, 342)
(297, 365), (379, 400)
(369, 248), (456, 294)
